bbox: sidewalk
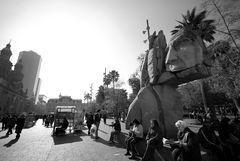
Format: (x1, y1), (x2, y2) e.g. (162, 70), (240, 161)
(0, 119), (129, 161)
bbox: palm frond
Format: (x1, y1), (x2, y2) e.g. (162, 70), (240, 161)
(171, 8), (216, 42)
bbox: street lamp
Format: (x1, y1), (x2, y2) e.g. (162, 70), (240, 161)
(142, 19), (150, 45)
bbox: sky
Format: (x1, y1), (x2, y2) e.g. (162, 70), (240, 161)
(0, 0), (201, 100)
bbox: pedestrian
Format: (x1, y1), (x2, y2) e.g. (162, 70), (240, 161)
(198, 116), (226, 161)
(50, 115), (54, 127)
(55, 117), (69, 135)
(86, 112), (94, 135)
(2, 114), (9, 130)
(42, 114), (46, 125)
(94, 110), (101, 139)
(6, 115), (15, 136)
(108, 118), (121, 144)
(125, 119), (144, 160)
(15, 114), (25, 139)
(141, 119), (163, 161)
(102, 109), (107, 124)
(171, 120), (202, 161)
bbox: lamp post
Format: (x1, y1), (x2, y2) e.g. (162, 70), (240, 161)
(143, 19), (151, 49)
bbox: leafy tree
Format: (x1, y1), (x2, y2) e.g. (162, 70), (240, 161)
(207, 40), (240, 112)
(115, 80), (125, 89)
(102, 88), (128, 115)
(200, 0), (240, 51)
(177, 81), (203, 111)
(115, 88), (128, 113)
(128, 73), (140, 95)
(96, 85), (105, 105)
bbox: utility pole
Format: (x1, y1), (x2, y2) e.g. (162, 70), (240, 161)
(143, 19), (151, 50)
(90, 84), (93, 102)
(146, 19), (150, 40)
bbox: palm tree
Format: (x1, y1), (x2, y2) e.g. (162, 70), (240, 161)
(103, 74), (111, 88)
(172, 8), (216, 113)
(171, 8), (216, 43)
(108, 70), (119, 90)
(107, 70), (120, 117)
(84, 93), (92, 104)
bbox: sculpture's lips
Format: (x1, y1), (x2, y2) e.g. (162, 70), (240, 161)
(158, 64), (210, 85)
(166, 64), (188, 72)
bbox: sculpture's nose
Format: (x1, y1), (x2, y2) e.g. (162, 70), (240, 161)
(165, 46), (178, 65)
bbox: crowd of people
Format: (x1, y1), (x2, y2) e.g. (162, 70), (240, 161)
(42, 114), (54, 127)
(2, 108), (238, 161)
(0, 114), (26, 139)
(82, 108), (240, 161)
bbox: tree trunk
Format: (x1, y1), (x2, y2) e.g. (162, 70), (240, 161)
(199, 80), (208, 113)
(232, 97), (240, 113)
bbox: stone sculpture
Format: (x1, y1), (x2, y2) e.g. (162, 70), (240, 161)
(126, 8), (216, 138)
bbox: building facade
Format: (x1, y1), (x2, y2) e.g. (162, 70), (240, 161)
(35, 78), (41, 104)
(18, 51), (42, 103)
(0, 43), (32, 115)
(46, 95), (83, 113)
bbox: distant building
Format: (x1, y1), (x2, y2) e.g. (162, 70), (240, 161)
(35, 78), (41, 104)
(46, 94), (82, 113)
(35, 94), (48, 114)
(18, 51), (42, 103)
(38, 94), (48, 103)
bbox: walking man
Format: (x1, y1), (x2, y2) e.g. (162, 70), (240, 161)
(15, 114), (25, 139)
(94, 110), (101, 139)
(6, 115), (15, 136)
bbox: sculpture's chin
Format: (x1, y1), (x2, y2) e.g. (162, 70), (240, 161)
(159, 64), (210, 85)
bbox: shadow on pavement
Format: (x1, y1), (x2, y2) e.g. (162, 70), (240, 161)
(0, 135), (9, 139)
(4, 138), (19, 147)
(93, 137), (125, 149)
(52, 135), (83, 145)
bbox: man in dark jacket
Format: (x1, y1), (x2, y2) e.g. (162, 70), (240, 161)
(2, 115), (9, 130)
(86, 112), (94, 135)
(94, 110), (101, 139)
(6, 115), (15, 136)
(108, 118), (121, 143)
(15, 114), (25, 139)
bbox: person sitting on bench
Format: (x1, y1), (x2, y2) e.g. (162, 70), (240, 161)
(56, 117), (69, 135)
(125, 119), (144, 160)
(108, 118), (121, 144)
(141, 119), (163, 161)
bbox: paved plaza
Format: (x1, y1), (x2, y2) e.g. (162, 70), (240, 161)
(0, 119), (129, 161)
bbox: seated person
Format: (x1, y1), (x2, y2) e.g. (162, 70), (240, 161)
(125, 122), (134, 146)
(125, 119), (144, 160)
(218, 117), (240, 161)
(56, 117), (69, 135)
(198, 116), (226, 161)
(170, 120), (202, 161)
(108, 118), (121, 144)
(141, 119), (163, 161)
